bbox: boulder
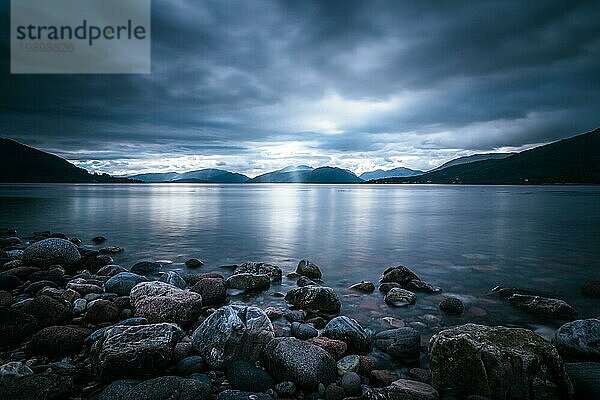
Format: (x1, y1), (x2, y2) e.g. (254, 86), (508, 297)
(429, 323), (573, 399)
(122, 376), (212, 400)
(439, 297), (464, 315)
(96, 264), (128, 277)
(22, 295), (71, 328)
(349, 281), (375, 293)
(130, 261), (162, 276)
(0, 371), (76, 400)
(185, 258), (203, 268)
(158, 271), (187, 289)
(226, 273), (270, 291)
(265, 337), (337, 390)
(406, 279), (441, 294)
(340, 372), (361, 396)
(0, 361), (33, 382)
(22, 238), (81, 269)
(378, 282), (402, 294)
(290, 322), (318, 340)
(191, 305), (274, 369)
(385, 287), (416, 307)
(98, 379), (140, 400)
(374, 327), (421, 363)
(307, 337), (347, 360)
(337, 355), (360, 375)
(105, 272), (147, 296)
(26, 325), (90, 357)
(296, 259), (322, 279)
(554, 319), (600, 361)
(131, 281), (203, 326)
(226, 360), (274, 392)
(233, 262), (282, 280)
(66, 282), (103, 296)
(380, 266), (420, 286)
(91, 322), (183, 380)
(191, 278), (227, 306)
(323, 316), (371, 353)
(508, 294), (577, 319)
(85, 299), (120, 324)
(0, 309), (37, 347)
(284, 286), (341, 313)
(174, 356), (205, 376)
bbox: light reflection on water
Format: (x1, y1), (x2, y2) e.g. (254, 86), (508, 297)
(1, 183), (599, 340)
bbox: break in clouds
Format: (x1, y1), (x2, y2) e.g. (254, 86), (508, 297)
(1, 0), (599, 176)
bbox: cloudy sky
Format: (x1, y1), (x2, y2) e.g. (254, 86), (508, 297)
(1, 0), (599, 177)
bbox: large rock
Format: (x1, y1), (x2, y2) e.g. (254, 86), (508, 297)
(508, 294), (577, 319)
(85, 299), (120, 325)
(226, 361), (274, 392)
(130, 281), (202, 326)
(0, 309), (37, 347)
(429, 323), (573, 399)
(296, 259), (322, 279)
(105, 272), (147, 296)
(380, 266), (420, 286)
(284, 286), (341, 313)
(226, 273), (270, 291)
(384, 287), (416, 307)
(554, 319), (600, 361)
(233, 262), (282, 280)
(191, 305), (274, 369)
(26, 325), (91, 357)
(22, 295), (71, 328)
(158, 271), (187, 289)
(0, 361), (33, 382)
(22, 238), (81, 269)
(0, 371), (76, 400)
(565, 362), (600, 400)
(374, 328), (420, 363)
(122, 376), (213, 400)
(130, 261), (162, 276)
(91, 322), (183, 380)
(191, 278), (227, 306)
(265, 337), (337, 390)
(98, 379), (140, 400)
(364, 379), (439, 400)
(322, 316), (371, 353)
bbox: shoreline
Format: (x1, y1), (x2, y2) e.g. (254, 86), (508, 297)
(0, 230), (598, 399)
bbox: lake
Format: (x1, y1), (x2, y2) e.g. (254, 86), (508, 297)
(1, 183), (599, 344)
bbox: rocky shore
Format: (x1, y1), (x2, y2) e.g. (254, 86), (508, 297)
(0, 229), (598, 400)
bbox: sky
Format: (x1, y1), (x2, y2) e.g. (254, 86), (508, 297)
(1, 0), (599, 177)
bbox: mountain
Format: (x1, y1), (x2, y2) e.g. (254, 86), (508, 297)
(372, 128), (600, 184)
(430, 153), (514, 172)
(249, 166), (363, 183)
(0, 138), (137, 183)
(360, 167), (424, 181)
(129, 169), (249, 183)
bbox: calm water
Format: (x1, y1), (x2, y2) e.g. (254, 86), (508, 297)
(1, 183), (599, 343)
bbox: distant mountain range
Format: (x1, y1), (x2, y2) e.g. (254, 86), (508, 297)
(0, 138), (137, 183)
(249, 166), (362, 183)
(129, 169), (249, 183)
(360, 167), (424, 181)
(373, 128), (600, 184)
(2, 129), (598, 184)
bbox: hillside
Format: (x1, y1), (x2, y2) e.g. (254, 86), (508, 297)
(249, 166), (363, 183)
(360, 167), (423, 181)
(130, 169), (249, 183)
(372, 128), (600, 184)
(429, 153), (514, 172)
(0, 138), (137, 183)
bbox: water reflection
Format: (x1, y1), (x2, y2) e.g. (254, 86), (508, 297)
(0, 183), (599, 336)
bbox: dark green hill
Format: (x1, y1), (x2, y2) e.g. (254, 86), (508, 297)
(371, 128), (600, 184)
(0, 138), (137, 183)
(249, 166), (363, 183)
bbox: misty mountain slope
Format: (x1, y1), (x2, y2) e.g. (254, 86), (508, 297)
(0, 138), (135, 183)
(373, 128), (600, 184)
(249, 166), (363, 183)
(360, 167), (424, 181)
(430, 153), (515, 172)
(129, 169), (249, 183)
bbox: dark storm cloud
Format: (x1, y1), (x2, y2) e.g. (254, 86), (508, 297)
(0, 0), (598, 175)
